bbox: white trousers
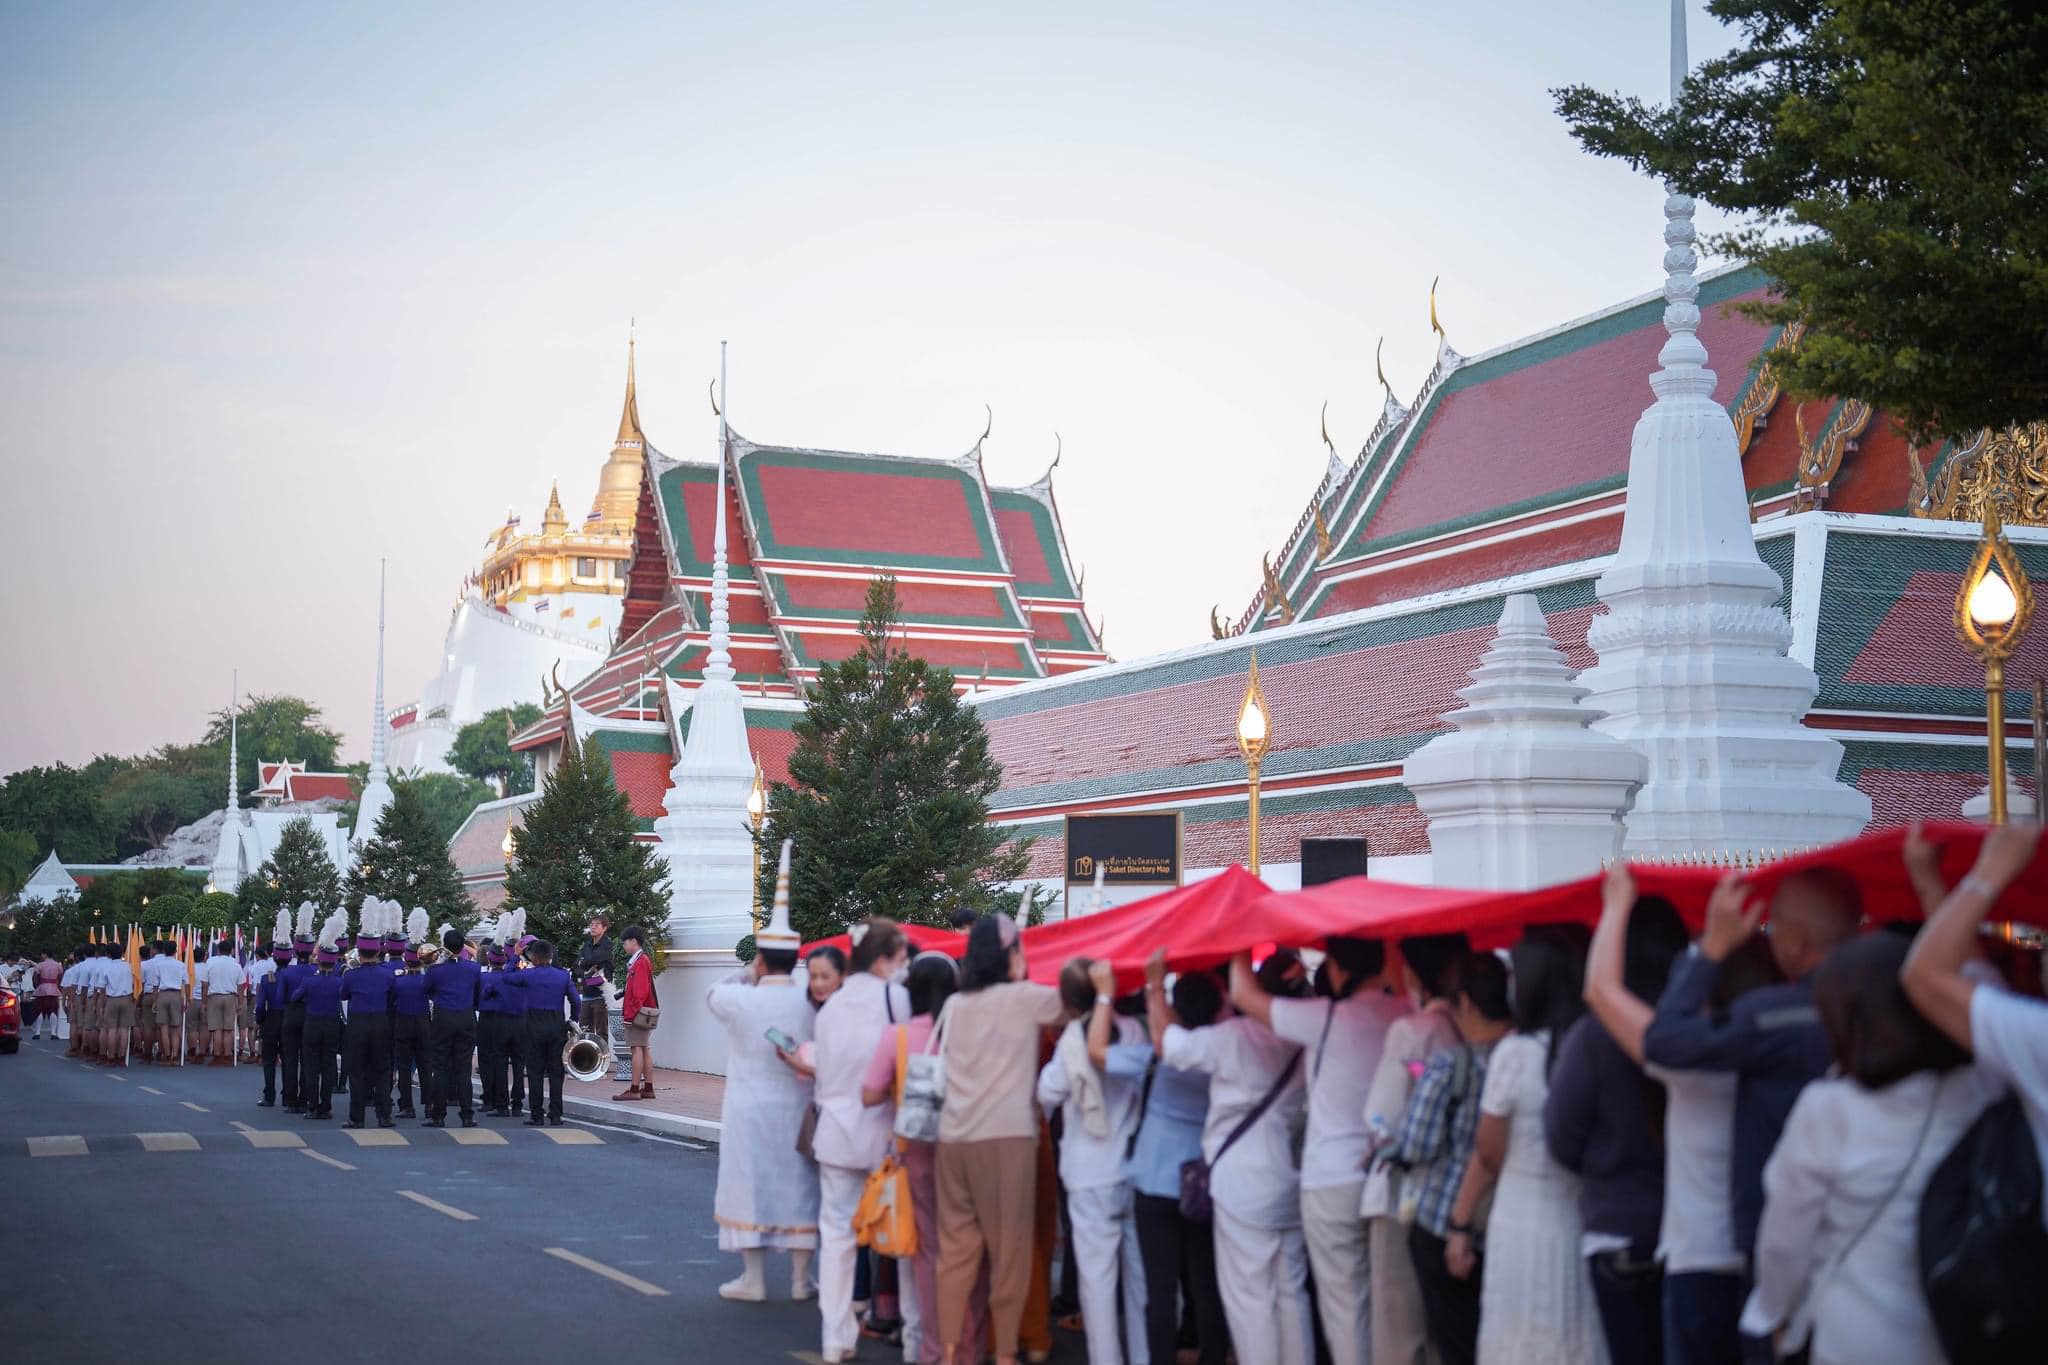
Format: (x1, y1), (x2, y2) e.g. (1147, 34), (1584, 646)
(1069, 1182), (1149, 1365)
(818, 1164), (868, 1359)
(1303, 1181), (1371, 1365)
(900, 1249), (924, 1363)
(1213, 1205), (1314, 1365)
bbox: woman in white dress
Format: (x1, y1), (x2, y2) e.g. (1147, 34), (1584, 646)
(1445, 931), (1607, 1365)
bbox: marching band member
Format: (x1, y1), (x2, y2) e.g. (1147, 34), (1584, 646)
(425, 925), (481, 1128)
(255, 910), (292, 1106)
(505, 937), (581, 1126)
(280, 904), (317, 1111)
(339, 899), (397, 1129)
(391, 907), (434, 1120)
(478, 915), (515, 1116)
(292, 911), (347, 1120)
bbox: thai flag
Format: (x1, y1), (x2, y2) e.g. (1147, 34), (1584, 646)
(534, 599), (550, 613)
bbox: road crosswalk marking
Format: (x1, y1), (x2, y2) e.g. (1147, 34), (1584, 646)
(398, 1190), (476, 1221)
(537, 1126), (602, 1145)
(300, 1149), (355, 1171)
(180, 1101), (208, 1113)
(544, 1247), (667, 1296)
(444, 1127), (506, 1146)
(137, 1132), (200, 1153)
(240, 1129), (304, 1149)
(341, 1128), (409, 1148)
(139, 1086), (165, 1095)
(28, 1136), (87, 1157)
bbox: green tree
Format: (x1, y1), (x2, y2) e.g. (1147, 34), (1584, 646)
(145, 890), (197, 932)
(99, 746), (218, 857)
(204, 694), (345, 798)
(191, 890), (240, 934)
(1554, 0), (2048, 444)
(399, 771), (499, 842)
(757, 576), (1028, 944)
(0, 763), (118, 862)
(0, 892), (82, 961)
(449, 703), (544, 796)
(344, 780), (470, 928)
(0, 828), (38, 903)
(73, 867), (209, 925)
(502, 736), (669, 962)
(234, 816), (343, 927)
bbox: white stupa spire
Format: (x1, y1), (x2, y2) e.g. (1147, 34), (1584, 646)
(209, 672), (248, 894)
(706, 341), (735, 683)
(1575, 0), (1868, 854)
(227, 670), (240, 817)
(352, 559), (397, 855)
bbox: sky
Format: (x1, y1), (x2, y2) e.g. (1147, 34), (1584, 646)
(0, 1), (1741, 773)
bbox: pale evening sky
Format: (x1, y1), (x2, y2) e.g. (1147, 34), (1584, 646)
(0, 1), (1738, 774)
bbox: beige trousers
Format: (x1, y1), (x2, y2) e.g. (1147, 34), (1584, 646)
(1303, 1181), (1371, 1365)
(935, 1136), (1036, 1357)
(1369, 1215), (1439, 1365)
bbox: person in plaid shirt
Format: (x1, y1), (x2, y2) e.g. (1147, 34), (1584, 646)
(1392, 952), (1513, 1365)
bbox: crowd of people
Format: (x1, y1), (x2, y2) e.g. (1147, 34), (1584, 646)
(709, 825), (2048, 1365)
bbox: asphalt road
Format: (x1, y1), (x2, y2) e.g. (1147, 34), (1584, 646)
(1, 1037), (1082, 1364)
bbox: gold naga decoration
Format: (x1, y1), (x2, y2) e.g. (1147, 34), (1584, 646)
(1321, 400), (1335, 454)
(1376, 336), (1393, 396)
(709, 377), (721, 417)
(1261, 552), (1296, 625)
(1790, 397), (1874, 511)
(1429, 276), (1445, 340)
(1732, 320), (1803, 455)
(1909, 422), (2048, 527)
(1313, 504), (1333, 560)
(1210, 604), (1229, 641)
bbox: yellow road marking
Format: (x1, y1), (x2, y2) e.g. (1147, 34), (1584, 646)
(397, 1190), (477, 1222)
(241, 1129), (303, 1149)
(341, 1127), (409, 1148)
(300, 1149), (355, 1171)
(443, 1127), (506, 1146)
(181, 1101), (208, 1113)
(536, 1126), (602, 1145)
(543, 1247), (668, 1296)
(138, 1132), (200, 1152)
(28, 1136), (88, 1157)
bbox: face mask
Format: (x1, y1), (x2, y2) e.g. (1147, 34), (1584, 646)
(890, 961), (911, 986)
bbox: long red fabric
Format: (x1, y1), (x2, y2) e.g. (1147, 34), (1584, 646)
(802, 822), (2042, 984)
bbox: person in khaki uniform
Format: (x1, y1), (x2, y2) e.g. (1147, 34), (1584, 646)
(154, 942), (189, 1065)
(99, 944), (136, 1067)
(201, 940), (243, 1065)
(135, 943), (159, 1062)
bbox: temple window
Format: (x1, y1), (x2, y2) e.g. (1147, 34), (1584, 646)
(577, 557), (598, 577)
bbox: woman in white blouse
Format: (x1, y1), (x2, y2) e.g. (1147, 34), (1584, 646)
(1742, 932), (1996, 1365)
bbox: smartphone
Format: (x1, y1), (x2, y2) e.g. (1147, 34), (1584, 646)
(764, 1026), (798, 1054)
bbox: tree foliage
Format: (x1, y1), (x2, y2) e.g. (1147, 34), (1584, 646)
(344, 780), (471, 929)
(1554, 0), (2048, 443)
(234, 816), (343, 926)
(757, 576), (1027, 945)
(450, 703), (544, 796)
(0, 764), (119, 863)
(502, 736), (670, 962)
(203, 694), (345, 797)
(400, 771), (499, 843)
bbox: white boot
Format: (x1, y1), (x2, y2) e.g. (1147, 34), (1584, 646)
(719, 1249), (766, 1302)
(791, 1247), (816, 1301)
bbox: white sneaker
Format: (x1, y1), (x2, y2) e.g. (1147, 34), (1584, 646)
(719, 1274), (767, 1302)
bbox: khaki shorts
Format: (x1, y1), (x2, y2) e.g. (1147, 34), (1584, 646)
(140, 990), (157, 1020)
(155, 993), (184, 1028)
(104, 996), (136, 1029)
(186, 997), (205, 1028)
(205, 994), (238, 1030)
(239, 999), (254, 1029)
(624, 1020), (654, 1048)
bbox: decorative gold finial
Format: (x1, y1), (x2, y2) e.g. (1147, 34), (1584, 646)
(1430, 276), (1445, 340)
(1314, 505), (1333, 560)
(616, 329), (644, 446)
(1051, 432), (1062, 470)
(977, 403), (993, 449)
(550, 659), (565, 702)
(1376, 336), (1392, 395)
(709, 377), (721, 418)
(1262, 553), (1296, 625)
(1321, 400), (1334, 454)
(1210, 604), (1228, 641)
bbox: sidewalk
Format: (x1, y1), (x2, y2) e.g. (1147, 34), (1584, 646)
(559, 1067), (725, 1144)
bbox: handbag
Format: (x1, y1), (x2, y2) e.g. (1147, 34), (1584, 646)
(1180, 1049), (1302, 1224)
(629, 958), (660, 1028)
(796, 1102), (820, 1161)
(893, 1002), (949, 1143)
(854, 1029), (920, 1256)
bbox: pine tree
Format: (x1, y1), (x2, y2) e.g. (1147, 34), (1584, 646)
(502, 736), (670, 958)
(759, 575), (1028, 943)
(344, 780), (470, 929)
(234, 816), (343, 926)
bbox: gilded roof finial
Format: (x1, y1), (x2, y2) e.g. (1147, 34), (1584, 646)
(976, 403), (993, 452)
(1376, 337), (1393, 396)
(616, 326), (645, 447)
(1430, 276), (1446, 340)
(1051, 431), (1062, 470)
(1314, 505), (1333, 560)
(709, 377), (721, 418)
(1211, 604), (1228, 641)
(1262, 553), (1297, 625)
(1321, 400), (1335, 455)
(543, 481), (568, 532)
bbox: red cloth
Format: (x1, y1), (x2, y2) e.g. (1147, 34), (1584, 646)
(802, 922), (966, 960)
(620, 951), (656, 1022)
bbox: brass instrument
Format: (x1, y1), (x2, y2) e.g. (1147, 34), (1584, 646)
(565, 1025), (610, 1083)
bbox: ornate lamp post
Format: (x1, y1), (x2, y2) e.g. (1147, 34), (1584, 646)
(746, 758), (767, 926)
(1235, 650), (1271, 875)
(1956, 506), (2036, 824)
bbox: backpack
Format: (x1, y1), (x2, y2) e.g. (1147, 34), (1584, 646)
(1918, 1093), (2048, 1363)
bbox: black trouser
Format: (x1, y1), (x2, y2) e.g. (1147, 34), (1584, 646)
(523, 1012), (566, 1122)
(281, 1004), (307, 1108)
(1589, 1245), (1663, 1365)
(345, 1012), (393, 1124)
(429, 1008), (476, 1121)
(301, 1014), (341, 1115)
(1665, 1270), (1745, 1365)
(506, 1017), (526, 1109)
(1134, 1192), (1229, 1365)
(258, 1013), (283, 1102)
(333, 1019), (348, 1093)
(393, 1013), (431, 1112)
(1409, 1224), (1483, 1365)
(477, 1012), (507, 1110)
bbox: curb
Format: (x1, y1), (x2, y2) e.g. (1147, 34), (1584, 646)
(562, 1093), (723, 1145)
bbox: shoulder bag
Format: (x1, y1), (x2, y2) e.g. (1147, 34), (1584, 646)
(632, 958), (661, 1029)
(893, 1001), (950, 1143)
(1180, 1048), (1302, 1224)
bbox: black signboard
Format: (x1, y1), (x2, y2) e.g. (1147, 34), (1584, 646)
(1064, 812), (1183, 886)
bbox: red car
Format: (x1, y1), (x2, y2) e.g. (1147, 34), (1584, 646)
(0, 983), (18, 1054)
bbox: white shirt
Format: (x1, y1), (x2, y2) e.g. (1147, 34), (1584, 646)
(1038, 1014), (1147, 1191)
(809, 972), (911, 1172)
(246, 957), (276, 992)
(157, 957), (188, 994)
(1742, 1067), (2000, 1364)
(202, 955), (244, 996)
(76, 960), (100, 992)
(102, 960), (133, 997)
(60, 963), (80, 992)
(1271, 988), (1412, 1191)
(1969, 985), (2048, 1217)
(1647, 1064), (1744, 1274)
(1162, 1016), (1307, 1228)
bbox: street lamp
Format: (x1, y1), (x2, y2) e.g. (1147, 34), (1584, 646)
(1956, 505), (2036, 824)
(1235, 649), (1271, 875)
(747, 758), (767, 926)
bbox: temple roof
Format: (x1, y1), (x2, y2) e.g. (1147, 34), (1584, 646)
(1238, 265), (1924, 631)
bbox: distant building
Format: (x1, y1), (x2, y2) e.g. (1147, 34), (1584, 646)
(250, 761), (356, 806)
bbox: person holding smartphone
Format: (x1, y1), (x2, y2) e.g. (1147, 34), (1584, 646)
(706, 843), (821, 1306)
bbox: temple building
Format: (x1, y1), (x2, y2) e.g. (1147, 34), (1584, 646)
(387, 341), (649, 775)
